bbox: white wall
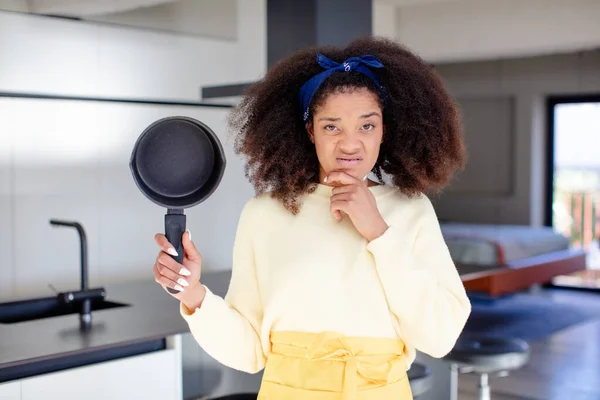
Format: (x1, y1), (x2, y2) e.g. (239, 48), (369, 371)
(0, 0), (27, 12)
(432, 49), (600, 226)
(391, 0), (600, 63)
(0, 13), (237, 101)
(2, 98), (258, 297)
(234, 0), (267, 83)
(372, 1), (396, 39)
(0, 0), (239, 40)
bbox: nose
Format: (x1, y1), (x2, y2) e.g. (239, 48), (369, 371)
(337, 131), (361, 154)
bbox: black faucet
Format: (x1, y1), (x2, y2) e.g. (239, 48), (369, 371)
(49, 219), (106, 330)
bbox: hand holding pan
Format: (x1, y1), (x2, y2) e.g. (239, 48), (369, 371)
(130, 116), (226, 294)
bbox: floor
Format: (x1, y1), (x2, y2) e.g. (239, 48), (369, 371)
(457, 305), (600, 399)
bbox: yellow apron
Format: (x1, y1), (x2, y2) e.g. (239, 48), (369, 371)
(259, 331), (413, 400)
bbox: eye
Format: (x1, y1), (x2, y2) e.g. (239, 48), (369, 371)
(324, 124), (338, 132)
(361, 123), (375, 131)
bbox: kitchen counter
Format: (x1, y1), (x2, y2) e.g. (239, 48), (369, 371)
(0, 270), (232, 383)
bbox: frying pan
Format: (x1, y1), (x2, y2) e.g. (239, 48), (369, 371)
(130, 116), (226, 293)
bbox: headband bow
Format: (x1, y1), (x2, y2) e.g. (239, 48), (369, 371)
(299, 53), (386, 123)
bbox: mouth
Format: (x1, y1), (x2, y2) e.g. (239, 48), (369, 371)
(336, 157), (363, 167)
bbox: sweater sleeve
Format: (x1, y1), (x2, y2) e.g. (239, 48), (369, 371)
(366, 195), (471, 358)
(179, 198), (266, 373)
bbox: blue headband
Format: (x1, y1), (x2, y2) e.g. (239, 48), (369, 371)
(298, 53), (386, 123)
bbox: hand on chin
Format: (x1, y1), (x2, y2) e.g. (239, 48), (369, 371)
(323, 170), (388, 242)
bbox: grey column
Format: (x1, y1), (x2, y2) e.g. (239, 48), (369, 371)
(201, 0), (372, 104)
(267, 0), (372, 68)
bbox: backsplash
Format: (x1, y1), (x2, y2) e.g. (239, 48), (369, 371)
(0, 97), (254, 299)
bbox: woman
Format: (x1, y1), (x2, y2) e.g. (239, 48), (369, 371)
(152, 36), (471, 399)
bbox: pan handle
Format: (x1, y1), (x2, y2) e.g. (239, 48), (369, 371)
(165, 210), (186, 295)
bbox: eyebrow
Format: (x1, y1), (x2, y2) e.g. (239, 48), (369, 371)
(318, 112), (381, 122)
(360, 112), (381, 119)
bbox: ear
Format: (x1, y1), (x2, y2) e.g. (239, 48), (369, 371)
(306, 122), (315, 143)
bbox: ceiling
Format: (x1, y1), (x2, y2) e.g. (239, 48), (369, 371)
(0, 0), (238, 39)
(24, 0), (179, 17)
(5, 0), (495, 17)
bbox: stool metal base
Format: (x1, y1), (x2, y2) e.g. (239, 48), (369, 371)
(478, 373), (490, 400)
(450, 365), (492, 400)
(450, 364), (459, 400)
(445, 336), (531, 400)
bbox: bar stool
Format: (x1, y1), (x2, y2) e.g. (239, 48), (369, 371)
(444, 336), (530, 400)
(407, 362), (433, 398)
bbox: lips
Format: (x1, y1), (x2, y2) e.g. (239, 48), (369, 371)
(336, 157), (362, 167)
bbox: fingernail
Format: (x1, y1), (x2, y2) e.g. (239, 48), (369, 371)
(177, 277), (189, 287)
(323, 176), (328, 183)
(363, 174), (368, 181)
(174, 284), (184, 292)
(186, 229), (192, 241)
(167, 248), (178, 257)
(179, 267), (191, 276)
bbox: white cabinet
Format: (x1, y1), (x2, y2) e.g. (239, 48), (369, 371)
(18, 335), (182, 400)
(0, 381), (22, 400)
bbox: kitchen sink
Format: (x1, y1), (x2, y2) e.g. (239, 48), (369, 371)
(0, 296), (128, 324)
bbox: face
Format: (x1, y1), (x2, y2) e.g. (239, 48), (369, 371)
(307, 88), (384, 185)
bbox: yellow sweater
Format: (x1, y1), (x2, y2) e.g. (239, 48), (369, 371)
(181, 183), (471, 374)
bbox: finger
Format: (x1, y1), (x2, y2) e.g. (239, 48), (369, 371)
(331, 207), (343, 221)
(153, 264), (185, 293)
(330, 192), (354, 203)
(155, 260), (190, 288)
(152, 263), (160, 281)
(332, 209), (342, 221)
(182, 230), (202, 264)
(331, 185), (357, 196)
(154, 233), (179, 257)
(157, 251), (189, 276)
(330, 200), (348, 222)
(325, 171), (363, 187)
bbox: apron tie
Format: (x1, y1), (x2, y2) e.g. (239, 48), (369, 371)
(303, 331), (402, 400)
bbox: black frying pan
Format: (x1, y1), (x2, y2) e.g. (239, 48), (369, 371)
(130, 116), (226, 293)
